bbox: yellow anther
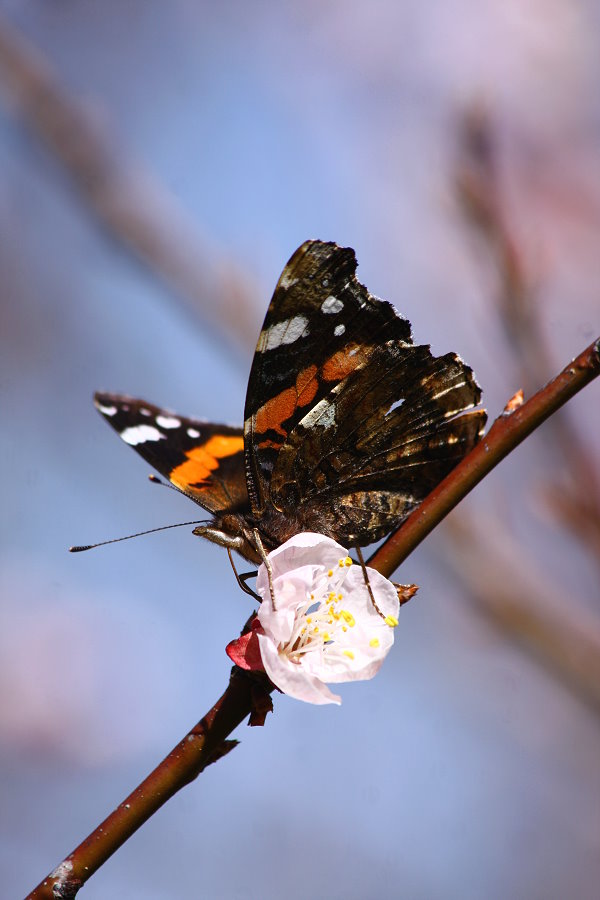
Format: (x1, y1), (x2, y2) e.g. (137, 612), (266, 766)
(313, 626), (319, 633)
(384, 615), (399, 628)
(344, 556), (352, 567)
(337, 593), (343, 601)
(342, 626), (347, 632)
(338, 558), (344, 567)
(310, 593), (314, 600)
(369, 637), (380, 648)
(306, 616), (312, 624)
(341, 610), (355, 627)
(343, 650), (355, 660)
(328, 569), (333, 577)
(322, 632), (330, 642)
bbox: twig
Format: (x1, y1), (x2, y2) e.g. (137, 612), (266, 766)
(0, 14), (260, 352)
(26, 337), (600, 898)
(26, 669), (271, 900)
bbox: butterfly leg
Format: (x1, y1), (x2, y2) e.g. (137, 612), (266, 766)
(355, 546), (418, 612)
(226, 548), (260, 601)
(355, 546), (389, 622)
(252, 528), (278, 609)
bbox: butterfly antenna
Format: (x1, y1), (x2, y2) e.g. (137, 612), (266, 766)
(148, 473), (183, 493)
(69, 520), (208, 552)
(148, 473), (201, 505)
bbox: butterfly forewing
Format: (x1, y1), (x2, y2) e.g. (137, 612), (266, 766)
(94, 393), (249, 515)
(244, 240), (414, 513)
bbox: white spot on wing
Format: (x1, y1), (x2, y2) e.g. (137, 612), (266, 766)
(334, 323), (346, 337)
(121, 425), (166, 445)
(187, 427), (201, 438)
(258, 315), (309, 351)
(279, 271), (298, 290)
(156, 415), (181, 429)
(301, 398), (336, 429)
(319, 402), (336, 428)
(321, 296), (344, 314)
(97, 403), (117, 416)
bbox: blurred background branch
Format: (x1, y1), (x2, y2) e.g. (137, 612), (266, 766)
(443, 513), (600, 712)
(456, 108), (600, 564)
(0, 12), (259, 353)
(450, 107), (600, 707)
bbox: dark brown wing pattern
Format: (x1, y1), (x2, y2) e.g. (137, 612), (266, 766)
(244, 240), (486, 548)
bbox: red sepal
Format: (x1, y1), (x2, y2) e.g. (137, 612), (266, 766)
(226, 618), (266, 672)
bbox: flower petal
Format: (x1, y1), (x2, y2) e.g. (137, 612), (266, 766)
(321, 568), (399, 682)
(257, 633), (341, 705)
(257, 567), (318, 644)
(256, 532), (348, 595)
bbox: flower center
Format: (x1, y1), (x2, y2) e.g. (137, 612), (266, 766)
(278, 556), (359, 662)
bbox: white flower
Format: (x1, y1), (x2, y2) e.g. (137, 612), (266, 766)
(254, 532), (400, 705)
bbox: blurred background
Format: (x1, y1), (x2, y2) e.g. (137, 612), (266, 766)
(1, 3), (599, 898)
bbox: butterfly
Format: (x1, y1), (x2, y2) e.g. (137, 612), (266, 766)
(95, 240), (486, 566)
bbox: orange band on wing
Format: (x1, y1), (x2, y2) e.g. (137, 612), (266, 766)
(322, 343), (367, 381)
(254, 387), (296, 436)
(296, 364), (318, 405)
(254, 365), (319, 436)
(170, 435), (244, 486)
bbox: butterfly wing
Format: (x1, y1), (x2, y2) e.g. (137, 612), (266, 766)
(94, 393), (249, 515)
(244, 241), (486, 546)
(244, 240), (413, 513)
(271, 343), (486, 544)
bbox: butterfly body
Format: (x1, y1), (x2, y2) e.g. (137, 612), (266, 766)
(95, 240), (486, 563)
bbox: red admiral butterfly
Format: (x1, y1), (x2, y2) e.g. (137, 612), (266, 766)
(95, 240), (486, 565)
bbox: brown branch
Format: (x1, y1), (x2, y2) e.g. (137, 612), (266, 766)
(26, 336), (600, 898)
(369, 338), (600, 578)
(0, 14), (260, 352)
(26, 669), (272, 900)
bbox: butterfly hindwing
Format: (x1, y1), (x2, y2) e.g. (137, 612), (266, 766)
(94, 393), (249, 516)
(271, 344), (486, 544)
